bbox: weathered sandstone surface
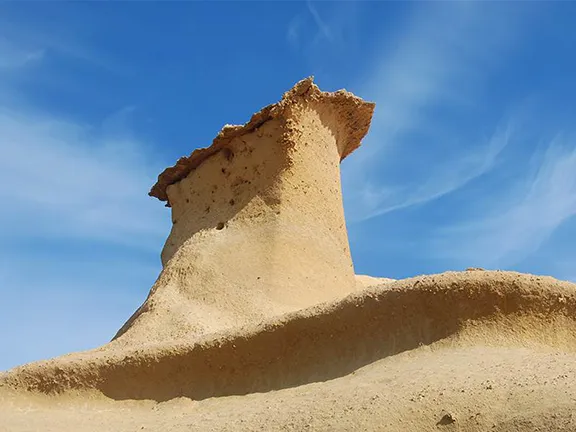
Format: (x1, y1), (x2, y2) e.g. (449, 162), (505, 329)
(113, 78), (374, 345)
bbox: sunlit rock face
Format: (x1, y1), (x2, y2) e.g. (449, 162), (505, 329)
(113, 78), (375, 344)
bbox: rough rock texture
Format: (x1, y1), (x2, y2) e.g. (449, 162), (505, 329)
(2, 78), (576, 432)
(149, 77), (374, 204)
(112, 78), (375, 345)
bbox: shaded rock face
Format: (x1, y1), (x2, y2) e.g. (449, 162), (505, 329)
(113, 78), (375, 344)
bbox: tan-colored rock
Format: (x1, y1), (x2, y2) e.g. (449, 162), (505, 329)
(113, 78), (375, 345)
(2, 78), (576, 432)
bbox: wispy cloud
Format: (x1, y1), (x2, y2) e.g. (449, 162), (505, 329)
(0, 12), (123, 73)
(353, 124), (512, 221)
(286, 0), (342, 51)
(286, 15), (303, 49)
(0, 37), (44, 70)
(432, 134), (576, 268)
(342, 2), (526, 222)
(306, 0), (334, 43)
(0, 33), (167, 369)
(0, 107), (169, 249)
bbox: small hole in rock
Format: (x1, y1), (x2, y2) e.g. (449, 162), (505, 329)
(229, 199), (235, 205)
(216, 222), (225, 230)
(222, 148), (234, 161)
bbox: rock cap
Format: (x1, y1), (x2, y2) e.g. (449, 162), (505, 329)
(149, 77), (375, 204)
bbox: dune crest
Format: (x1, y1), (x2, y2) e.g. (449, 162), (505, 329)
(2, 78), (576, 432)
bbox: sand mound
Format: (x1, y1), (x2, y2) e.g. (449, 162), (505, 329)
(2, 271), (576, 430)
(2, 79), (576, 431)
(2, 271), (576, 400)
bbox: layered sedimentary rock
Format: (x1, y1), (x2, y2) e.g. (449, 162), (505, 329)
(113, 78), (375, 344)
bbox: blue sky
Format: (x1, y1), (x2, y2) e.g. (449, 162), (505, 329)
(1, 1), (575, 370)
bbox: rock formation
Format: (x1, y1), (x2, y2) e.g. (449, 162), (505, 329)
(2, 78), (576, 432)
(113, 77), (375, 344)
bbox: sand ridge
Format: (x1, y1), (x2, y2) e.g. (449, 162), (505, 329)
(2, 270), (576, 402)
(2, 271), (576, 431)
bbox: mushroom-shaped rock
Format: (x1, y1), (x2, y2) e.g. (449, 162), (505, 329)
(113, 78), (375, 345)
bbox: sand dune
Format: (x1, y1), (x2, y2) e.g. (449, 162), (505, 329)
(2, 79), (576, 431)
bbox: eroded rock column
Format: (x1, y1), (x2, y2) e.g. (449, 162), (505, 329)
(114, 78), (375, 344)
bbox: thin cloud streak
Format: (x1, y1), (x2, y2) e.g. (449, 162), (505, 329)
(286, 1), (336, 51)
(0, 36), (44, 70)
(0, 15), (126, 74)
(355, 125), (512, 221)
(342, 2), (523, 223)
(433, 135), (576, 268)
(306, 0), (333, 43)
(286, 15), (302, 49)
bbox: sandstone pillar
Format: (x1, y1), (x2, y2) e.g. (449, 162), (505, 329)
(114, 78), (374, 344)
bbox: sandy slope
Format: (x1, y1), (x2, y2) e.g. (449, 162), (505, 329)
(2, 346), (576, 432)
(2, 270), (576, 431)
